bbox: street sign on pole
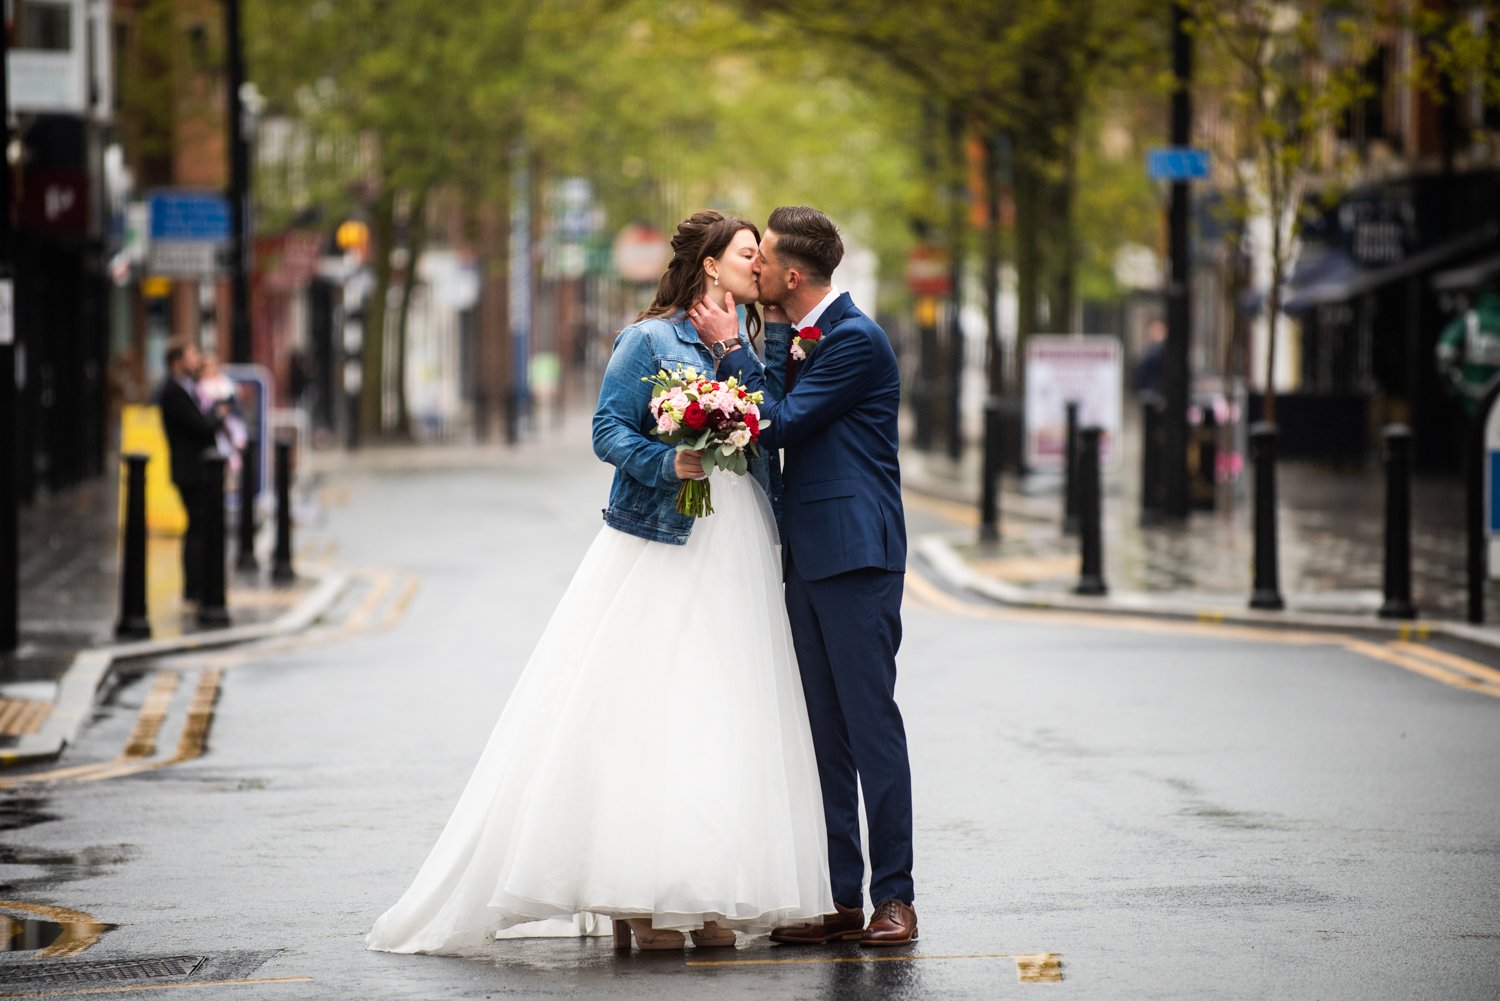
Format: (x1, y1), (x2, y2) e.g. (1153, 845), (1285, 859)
(1146, 146), (1210, 181)
(146, 191), (231, 278)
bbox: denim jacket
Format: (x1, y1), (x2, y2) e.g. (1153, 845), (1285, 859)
(592, 310), (771, 544)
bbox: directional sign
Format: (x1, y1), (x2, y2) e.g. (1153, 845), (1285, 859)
(1146, 147), (1211, 181)
(148, 191), (231, 242)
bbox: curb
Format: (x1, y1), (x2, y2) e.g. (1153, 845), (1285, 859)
(0, 570), (351, 768)
(915, 534), (1500, 654)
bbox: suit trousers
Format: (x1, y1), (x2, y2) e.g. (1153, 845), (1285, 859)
(784, 551), (914, 906)
(176, 482), (207, 602)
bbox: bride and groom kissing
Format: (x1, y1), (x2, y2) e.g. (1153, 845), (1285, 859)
(366, 205), (917, 954)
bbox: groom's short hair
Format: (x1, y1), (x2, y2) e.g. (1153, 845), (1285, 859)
(767, 206), (843, 285)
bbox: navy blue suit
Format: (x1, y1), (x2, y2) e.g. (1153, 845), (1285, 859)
(720, 292), (914, 907)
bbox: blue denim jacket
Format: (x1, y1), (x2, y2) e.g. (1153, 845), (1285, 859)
(592, 310), (770, 544)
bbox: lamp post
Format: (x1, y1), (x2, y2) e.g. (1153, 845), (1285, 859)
(0, 13), (15, 654)
(224, 0), (252, 364)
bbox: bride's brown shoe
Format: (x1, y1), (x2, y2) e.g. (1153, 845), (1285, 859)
(769, 902), (865, 944)
(613, 919), (686, 951)
(689, 921), (736, 948)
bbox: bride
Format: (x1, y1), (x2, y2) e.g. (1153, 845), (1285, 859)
(366, 210), (833, 954)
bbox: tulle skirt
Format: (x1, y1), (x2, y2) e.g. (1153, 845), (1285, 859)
(366, 470), (834, 955)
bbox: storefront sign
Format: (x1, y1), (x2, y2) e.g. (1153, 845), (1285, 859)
(1025, 335), (1123, 470)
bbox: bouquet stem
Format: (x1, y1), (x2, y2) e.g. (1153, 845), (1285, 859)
(675, 479), (714, 517)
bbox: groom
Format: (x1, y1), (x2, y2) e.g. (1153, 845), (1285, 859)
(690, 205), (916, 946)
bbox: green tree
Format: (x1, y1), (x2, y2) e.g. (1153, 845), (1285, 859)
(1187, 0), (1378, 423)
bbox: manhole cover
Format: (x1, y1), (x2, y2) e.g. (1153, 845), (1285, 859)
(0, 955), (205, 987)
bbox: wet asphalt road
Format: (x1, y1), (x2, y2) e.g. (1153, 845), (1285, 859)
(2, 417), (1499, 1000)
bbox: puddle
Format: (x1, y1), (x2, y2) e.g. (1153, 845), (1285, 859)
(0, 914), (115, 956)
(0, 799), (57, 833)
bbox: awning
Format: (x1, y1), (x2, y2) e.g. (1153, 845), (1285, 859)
(1282, 225), (1499, 315)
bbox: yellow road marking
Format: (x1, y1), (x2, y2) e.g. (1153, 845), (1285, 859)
(0, 977), (312, 998)
(907, 567), (1500, 699)
(1391, 640), (1500, 685)
(378, 577), (420, 632)
(122, 672), (180, 759)
(0, 900), (109, 958)
(342, 570), (395, 633)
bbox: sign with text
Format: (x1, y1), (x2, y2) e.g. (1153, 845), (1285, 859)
(1485, 390), (1500, 578)
(1024, 335), (1124, 471)
(1146, 147), (1210, 181)
(146, 190), (231, 278)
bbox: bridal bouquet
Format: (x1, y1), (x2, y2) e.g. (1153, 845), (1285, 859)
(643, 365), (769, 517)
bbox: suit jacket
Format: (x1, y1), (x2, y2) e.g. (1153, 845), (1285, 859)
(720, 293), (906, 581)
(157, 377), (222, 487)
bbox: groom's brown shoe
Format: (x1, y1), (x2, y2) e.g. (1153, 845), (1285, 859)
(859, 899), (918, 946)
(769, 902), (865, 944)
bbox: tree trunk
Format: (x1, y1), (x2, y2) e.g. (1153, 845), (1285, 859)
(361, 182), (397, 439)
(983, 134), (1005, 397)
(391, 185), (430, 441)
(1045, 152), (1078, 333)
(1013, 150), (1043, 397)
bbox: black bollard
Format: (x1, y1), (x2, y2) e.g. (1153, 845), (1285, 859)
(271, 435), (296, 583)
(1063, 400), (1080, 535)
(1140, 395), (1167, 523)
(979, 397), (1003, 543)
(197, 451), (231, 627)
(1074, 426), (1107, 596)
(236, 437), (258, 572)
(1191, 406), (1218, 511)
(115, 453), (152, 640)
(1378, 425), (1417, 620)
(1248, 423), (1285, 610)
(1467, 409), (1485, 625)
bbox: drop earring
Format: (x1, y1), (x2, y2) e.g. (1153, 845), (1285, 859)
(713, 276), (720, 286)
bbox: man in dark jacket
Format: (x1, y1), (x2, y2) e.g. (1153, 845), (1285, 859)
(156, 340), (228, 603)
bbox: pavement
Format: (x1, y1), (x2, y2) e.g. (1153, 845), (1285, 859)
(1, 471), (347, 766)
(3, 410), (1496, 771)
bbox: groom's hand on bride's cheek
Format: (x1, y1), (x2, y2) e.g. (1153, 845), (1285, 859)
(689, 293), (738, 347)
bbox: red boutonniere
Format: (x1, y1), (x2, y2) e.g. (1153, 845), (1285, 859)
(790, 326), (823, 362)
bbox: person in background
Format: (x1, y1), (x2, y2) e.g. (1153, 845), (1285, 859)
(157, 340), (228, 605)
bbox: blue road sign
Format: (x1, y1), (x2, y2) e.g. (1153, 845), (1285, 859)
(1146, 147), (1211, 181)
(148, 191), (231, 242)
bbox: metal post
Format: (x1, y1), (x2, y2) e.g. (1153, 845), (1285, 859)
(979, 398), (1002, 543)
(1163, 2), (1193, 520)
(115, 454), (152, 640)
(1191, 405), (1218, 511)
(945, 105), (966, 464)
(1248, 422), (1284, 610)
(1467, 408), (1486, 625)
(236, 437), (258, 571)
(1074, 426), (1107, 596)
(1140, 396), (1166, 523)
(1378, 425), (1417, 620)
(225, 0), (252, 364)
(197, 452), (231, 627)
(0, 15), (15, 654)
(1063, 400), (1080, 535)
(272, 436), (296, 583)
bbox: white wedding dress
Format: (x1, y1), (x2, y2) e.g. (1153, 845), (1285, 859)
(366, 469), (834, 955)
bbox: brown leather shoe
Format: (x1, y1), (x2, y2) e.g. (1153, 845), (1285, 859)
(859, 899), (918, 946)
(769, 902), (865, 944)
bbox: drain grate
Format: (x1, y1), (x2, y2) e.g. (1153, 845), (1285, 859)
(0, 954), (205, 987)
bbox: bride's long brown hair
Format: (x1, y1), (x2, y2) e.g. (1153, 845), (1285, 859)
(636, 210), (762, 343)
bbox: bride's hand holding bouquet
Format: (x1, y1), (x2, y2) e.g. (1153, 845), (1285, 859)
(644, 366), (769, 517)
